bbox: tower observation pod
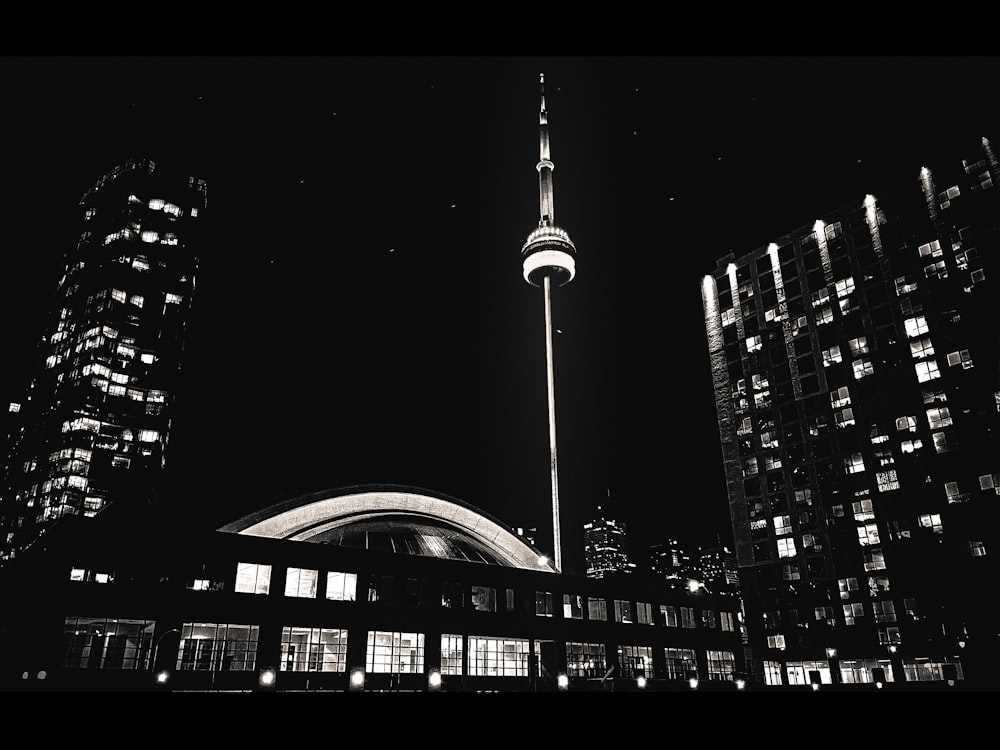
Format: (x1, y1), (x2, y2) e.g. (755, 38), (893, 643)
(521, 73), (576, 573)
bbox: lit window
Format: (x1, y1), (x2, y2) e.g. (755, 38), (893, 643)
(822, 346), (842, 366)
(863, 548), (886, 571)
(831, 387), (851, 409)
(926, 407), (952, 429)
(914, 360), (940, 383)
(979, 474), (1000, 495)
(835, 407), (855, 428)
(876, 470), (899, 492)
(773, 515), (792, 535)
(853, 360), (874, 380)
(284, 567), (319, 598)
(811, 287), (831, 308)
(896, 415), (917, 432)
(944, 482), (967, 504)
(969, 541), (987, 557)
(165, 293), (183, 304)
(895, 276), (918, 295)
(777, 538), (797, 558)
(852, 499), (875, 522)
(129, 294), (144, 308)
(835, 277), (855, 298)
(931, 432), (950, 453)
(909, 337), (935, 359)
(141, 353), (156, 364)
(843, 603), (865, 626)
(746, 335), (762, 353)
(235, 562), (271, 595)
(917, 513), (943, 534)
(742, 456), (758, 477)
(845, 453), (866, 475)
(280, 626), (348, 673)
(946, 349), (974, 369)
(326, 571), (357, 601)
(721, 308), (736, 326)
(901, 439), (923, 453)
(904, 316), (929, 338)
(858, 523), (880, 546)
(918, 240), (942, 258)
(138, 429), (159, 443)
(816, 306), (833, 325)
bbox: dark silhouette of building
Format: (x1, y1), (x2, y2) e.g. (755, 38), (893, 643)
(701, 135), (999, 690)
(0, 485), (746, 692)
(0, 158), (206, 566)
(649, 539), (693, 581)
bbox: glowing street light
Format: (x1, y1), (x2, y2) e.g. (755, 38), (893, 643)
(258, 667), (276, 689)
(557, 673), (569, 691)
(636, 675), (647, 690)
(428, 669), (442, 691)
(350, 668), (366, 691)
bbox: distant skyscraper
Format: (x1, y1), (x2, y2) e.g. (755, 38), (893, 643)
(702, 136), (999, 689)
(583, 505), (634, 579)
(0, 158), (206, 564)
(520, 73), (577, 573)
(649, 539), (691, 581)
(697, 545), (740, 594)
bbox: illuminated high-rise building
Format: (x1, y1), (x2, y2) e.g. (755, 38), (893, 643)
(701, 136), (999, 690)
(521, 73), (577, 573)
(0, 158), (206, 564)
(583, 505), (635, 579)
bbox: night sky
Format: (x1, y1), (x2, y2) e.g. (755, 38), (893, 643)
(2, 56), (997, 575)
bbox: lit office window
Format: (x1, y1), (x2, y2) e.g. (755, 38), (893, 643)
(926, 407), (953, 429)
(441, 634), (463, 675)
(822, 346), (842, 366)
(234, 562), (271, 595)
(706, 650), (736, 681)
(853, 360), (874, 379)
(614, 600), (633, 624)
(563, 594), (584, 619)
(588, 597), (608, 621)
(468, 636), (529, 677)
(873, 601), (897, 623)
(618, 645), (653, 678)
(284, 567), (318, 599)
(746, 335), (762, 353)
(909, 337), (935, 359)
(946, 349), (974, 369)
(914, 360), (941, 383)
(904, 316), (929, 338)
(831, 386), (851, 408)
(680, 606), (697, 628)
(367, 631), (425, 674)
(280, 626), (347, 672)
(918, 240), (943, 258)
(844, 453), (866, 474)
(771, 535), (796, 558)
(773, 514), (792, 535)
(566, 642), (606, 678)
(917, 513), (943, 534)
(659, 604), (678, 627)
(663, 648), (697, 679)
(843, 603), (865, 626)
(535, 590), (555, 617)
(852, 500), (875, 522)
(858, 523), (880, 546)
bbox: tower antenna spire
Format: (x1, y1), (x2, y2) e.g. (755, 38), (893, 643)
(520, 73), (577, 573)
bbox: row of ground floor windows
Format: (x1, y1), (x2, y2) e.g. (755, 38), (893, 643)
(61, 617), (738, 680)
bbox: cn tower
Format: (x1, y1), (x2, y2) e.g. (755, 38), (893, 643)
(520, 73), (577, 573)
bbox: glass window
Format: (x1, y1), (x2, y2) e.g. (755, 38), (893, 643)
(566, 642), (606, 678)
(588, 597), (607, 621)
(680, 606), (696, 629)
(367, 631), (425, 674)
(234, 562), (271, 595)
(471, 585), (496, 612)
(535, 591), (555, 617)
(284, 567), (318, 599)
(618, 645), (653, 678)
(177, 622), (259, 672)
(280, 626), (347, 672)
(614, 599), (633, 624)
(636, 601), (653, 625)
(663, 647), (697, 679)
(441, 634), (463, 676)
(326, 571), (357, 601)
(563, 593), (583, 619)
(659, 604), (678, 627)
(62, 617), (154, 670)
(706, 650), (736, 681)
(468, 636), (529, 677)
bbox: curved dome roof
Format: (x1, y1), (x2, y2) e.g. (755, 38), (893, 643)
(219, 486), (556, 572)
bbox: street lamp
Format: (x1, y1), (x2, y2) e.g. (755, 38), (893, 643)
(258, 667), (276, 690)
(428, 669), (442, 692)
(557, 673), (569, 691)
(151, 628), (182, 686)
(349, 668), (366, 691)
